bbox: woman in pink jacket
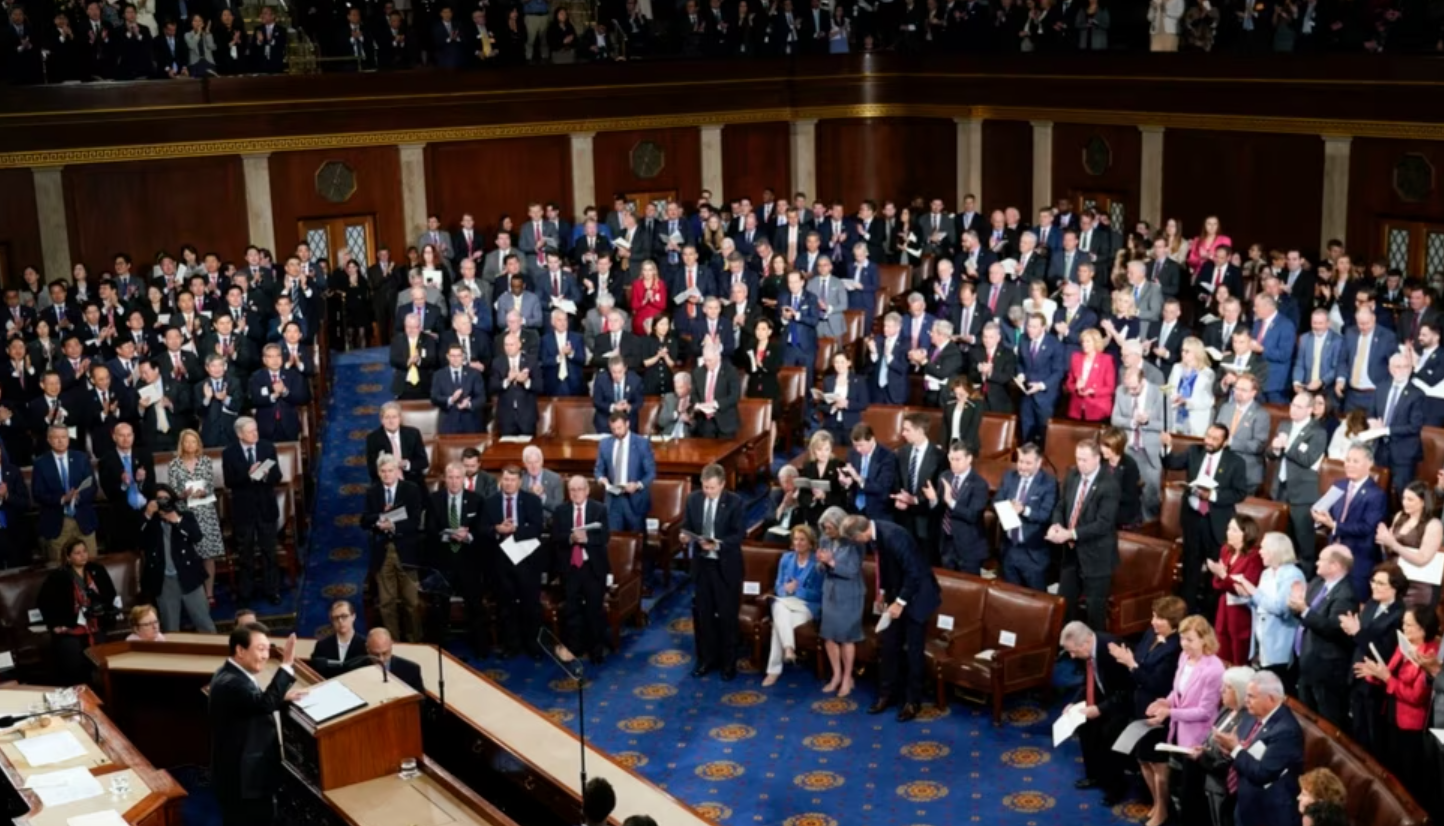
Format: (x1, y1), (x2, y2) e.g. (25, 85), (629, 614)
(1143, 615), (1225, 826)
(1186, 215), (1232, 274)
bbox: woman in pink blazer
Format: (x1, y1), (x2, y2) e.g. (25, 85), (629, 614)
(1065, 329), (1116, 422)
(1143, 615), (1225, 826)
(1186, 215), (1232, 274)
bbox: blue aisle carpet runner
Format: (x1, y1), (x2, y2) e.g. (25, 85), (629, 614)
(256, 347), (1149, 826)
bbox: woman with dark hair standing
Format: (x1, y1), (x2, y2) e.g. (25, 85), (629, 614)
(1097, 427), (1143, 530)
(1341, 561), (1405, 752)
(1205, 513), (1264, 665)
(38, 540), (118, 686)
(547, 7), (578, 62)
(1357, 603), (1439, 798)
(1378, 480), (1443, 610)
(1107, 595), (1185, 826)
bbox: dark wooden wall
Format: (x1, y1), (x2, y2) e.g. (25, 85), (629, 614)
(1162, 129), (1323, 258)
(1051, 123), (1142, 228)
(980, 120), (1033, 215)
(0, 169), (41, 287)
(268, 146), (405, 256)
(814, 118), (956, 209)
(721, 122), (790, 207)
(592, 127), (701, 209)
(62, 157), (248, 274)
(426, 137), (572, 242)
(1348, 138), (1444, 263)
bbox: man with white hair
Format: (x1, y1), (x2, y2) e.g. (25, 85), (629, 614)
(1211, 670), (1304, 826)
(1111, 366), (1165, 519)
(588, 307), (639, 371)
(389, 313), (437, 400)
(908, 320), (962, 407)
(539, 308), (586, 397)
(656, 372), (695, 438)
(1288, 544), (1356, 727)
(362, 455), (425, 643)
(223, 416), (283, 604)
(1117, 338), (1165, 387)
(1058, 620), (1132, 805)
(365, 401), (430, 486)
(1268, 392), (1329, 567)
(760, 465), (801, 534)
(866, 312), (910, 406)
(520, 446), (564, 514)
(690, 344), (741, 438)
(1368, 351), (1424, 497)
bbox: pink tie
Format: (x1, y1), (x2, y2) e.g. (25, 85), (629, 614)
(706, 370), (717, 404)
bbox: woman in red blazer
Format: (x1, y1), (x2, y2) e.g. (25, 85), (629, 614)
(630, 259), (668, 335)
(1065, 328), (1116, 422)
(1205, 513), (1264, 665)
(1359, 605), (1439, 798)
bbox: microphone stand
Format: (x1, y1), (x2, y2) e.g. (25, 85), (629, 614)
(0, 709), (102, 744)
(403, 562), (453, 714)
(538, 626), (587, 815)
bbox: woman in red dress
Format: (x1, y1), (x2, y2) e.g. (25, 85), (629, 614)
(630, 259), (668, 335)
(1205, 513), (1263, 664)
(1065, 328), (1116, 422)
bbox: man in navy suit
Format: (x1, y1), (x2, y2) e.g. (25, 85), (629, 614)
(996, 444), (1059, 591)
(538, 310), (586, 397)
(1051, 282), (1099, 354)
(953, 231), (996, 282)
(1251, 293), (1298, 404)
(32, 425), (98, 561)
(928, 442), (991, 574)
(1060, 621), (1135, 805)
(1018, 314), (1067, 446)
(591, 357), (643, 434)
(1414, 321), (1444, 427)
(482, 466), (547, 659)
(1291, 309), (1344, 402)
(865, 313), (909, 406)
(1313, 444), (1389, 598)
(553, 475), (612, 663)
(223, 417), (284, 604)
(537, 252), (582, 310)
(686, 464), (745, 680)
(1338, 306), (1397, 413)
(594, 411), (655, 532)
(1213, 671), (1304, 826)
(668, 246), (715, 327)
(683, 298), (737, 362)
(430, 345), (486, 434)
(1046, 231), (1084, 288)
(840, 424), (896, 521)
(842, 515), (941, 722)
(1369, 353), (1423, 497)
(490, 333), (538, 436)
(779, 270), (819, 412)
(249, 345), (308, 444)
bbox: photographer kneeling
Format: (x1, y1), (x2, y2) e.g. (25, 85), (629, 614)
(38, 539), (120, 687)
(140, 485), (217, 635)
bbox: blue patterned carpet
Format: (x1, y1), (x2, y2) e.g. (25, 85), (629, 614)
(268, 347), (1147, 826)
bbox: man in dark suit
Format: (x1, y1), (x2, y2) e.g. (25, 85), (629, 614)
(553, 475), (612, 663)
(200, 313), (258, 377)
(538, 310), (586, 397)
(1018, 314), (1067, 446)
(1060, 621), (1134, 806)
(250, 6), (287, 72)
(1194, 245), (1243, 311)
(842, 515), (941, 722)
(865, 312), (909, 407)
(426, 461), (487, 654)
(686, 464), (745, 680)
(1046, 231), (1085, 288)
(1161, 425), (1250, 612)
(208, 625), (301, 826)
(779, 270), (819, 402)
(1289, 543), (1356, 727)
(431, 6), (467, 67)
(490, 332), (539, 436)
(911, 322), (964, 408)
(195, 354), (245, 448)
(483, 466), (546, 658)
(1213, 671), (1304, 826)
(952, 232), (995, 282)
(365, 402), (430, 487)
(592, 357), (643, 434)
(249, 345), (308, 444)
(390, 314), (438, 400)
(996, 444), (1058, 591)
(430, 345), (486, 434)
(968, 322), (1018, 414)
(1148, 300), (1190, 376)
(928, 441), (991, 575)
(361, 453), (425, 643)
(453, 213), (486, 272)
(689, 345), (741, 438)
(80, 364), (135, 459)
(1312, 444), (1388, 599)
(394, 286), (445, 337)
(1369, 353), (1424, 497)
(223, 418), (283, 604)
(1046, 441), (1120, 629)
(595, 411), (654, 532)
(32, 425), (99, 562)
(1338, 307), (1397, 413)
(97, 422), (154, 552)
(953, 283), (991, 348)
(1269, 392), (1331, 576)
(1146, 240), (1185, 301)
(364, 628), (425, 694)
(891, 413), (944, 552)
(840, 424), (896, 521)
(311, 599), (362, 670)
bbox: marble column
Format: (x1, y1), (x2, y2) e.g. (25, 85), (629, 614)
(700, 125), (724, 203)
(31, 167), (72, 282)
(955, 116), (984, 208)
(789, 119), (817, 199)
(1030, 121), (1054, 213)
(1321, 135), (1352, 251)
(397, 142), (429, 247)
(241, 153), (276, 254)
(1138, 126), (1165, 230)
(567, 132), (597, 220)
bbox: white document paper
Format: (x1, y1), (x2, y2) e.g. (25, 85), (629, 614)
(501, 537), (540, 566)
(994, 500), (1023, 532)
(67, 812), (128, 826)
(577, 433), (606, 442)
(26, 767), (103, 807)
(1413, 378), (1444, 399)
(1225, 594), (1251, 606)
(874, 612), (893, 633)
(422, 268), (444, 289)
(672, 287), (701, 305)
(27, 609), (42, 624)
(551, 297), (578, 315)
(975, 649), (996, 661)
(156, 313), (171, 326)
(1220, 362), (1250, 373)
(498, 435), (533, 444)
(249, 458), (276, 481)
(1313, 487), (1344, 514)
(1401, 553), (1444, 585)
(1398, 629), (1420, 663)
(381, 507), (408, 524)
(15, 731), (87, 767)
(766, 526), (791, 537)
(1354, 427), (1390, 443)
(1369, 642), (1385, 665)
(0, 651), (13, 670)
(138, 380), (164, 405)
(1155, 743), (1196, 755)
(999, 630), (1017, 647)
(296, 680), (368, 723)
(1204, 346), (1226, 362)
(1112, 719), (1160, 754)
(1432, 729), (1444, 746)
(1247, 740), (1267, 760)
(742, 581), (761, 596)
(1189, 475), (1219, 490)
(1052, 703), (1088, 747)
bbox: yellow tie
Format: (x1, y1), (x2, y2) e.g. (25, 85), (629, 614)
(1351, 334), (1368, 387)
(1310, 335), (1323, 385)
(407, 340), (420, 385)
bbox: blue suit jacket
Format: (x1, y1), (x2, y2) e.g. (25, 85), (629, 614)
(844, 261), (879, 312)
(1233, 707), (1304, 826)
(594, 433), (655, 515)
(1341, 326), (1397, 389)
(430, 367), (487, 434)
(994, 469), (1058, 550)
(538, 330), (586, 396)
(846, 444), (896, 520)
(1018, 336), (1067, 404)
(1290, 330), (1344, 388)
(1328, 477), (1387, 568)
(592, 372), (644, 433)
(31, 449), (98, 538)
(779, 291), (820, 352)
(1372, 382), (1425, 469)
(1051, 305), (1098, 352)
(867, 334), (910, 406)
(1253, 314), (1297, 394)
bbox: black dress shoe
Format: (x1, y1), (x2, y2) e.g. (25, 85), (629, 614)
(1074, 778), (1099, 790)
(692, 665), (713, 678)
(896, 703), (919, 722)
(721, 668), (736, 682)
(867, 698), (895, 715)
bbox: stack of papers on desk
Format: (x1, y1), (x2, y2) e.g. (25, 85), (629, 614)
(26, 767), (102, 807)
(15, 731), (87, 767)
(498, 435), (533, 444)
(296, 680), (367, 723)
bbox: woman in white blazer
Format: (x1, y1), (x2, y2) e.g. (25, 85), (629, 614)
(1167, 337), (1214, 436)
(1147, 0), (1184, 50)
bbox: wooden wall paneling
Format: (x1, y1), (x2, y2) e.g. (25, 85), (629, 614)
(1050, 122), (1142, 229)
(980, 120), (1033, 215)
(63, 157), (248, 275)
(1347, 138), (1444, 265)
(426, 136), (572, 243)
(1162, 129), (1323, 259)
(592, 127), (702, 211)
(720, 122), (791, 207)
(0, 169), (41, 287)
(813, 118), (956, 210)
(268, 146), (405, 259)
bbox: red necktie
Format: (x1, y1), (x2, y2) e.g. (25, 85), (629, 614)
(1199, 455), (1215, 515)
(1085, 657), (1097, 706)
(570, 506), (585, 567)
(1227, 719), (1264, 793)
(1068, 477), (1089, 530)
(505, 495), (514, 523)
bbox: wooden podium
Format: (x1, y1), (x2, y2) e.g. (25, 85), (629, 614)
(280, 663), (423, 792)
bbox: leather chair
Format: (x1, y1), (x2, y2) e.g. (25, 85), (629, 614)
(0, 552), (142, 677)
(1144, 483), (1288, 543)
(604, 532), (646, 649)
(878, 264), (910, 312)
(738, 544), (786, 670)
(907, 374), (927, 406)
(647, 478), (690, 586)
(1317, 458), (1391, 498)
(906, 406), (943, 446)
(872, 290), (890, 333)
(1043, 421), (1105, 478)
(861, 406), (909, 447)
(397, 401), (439, 440)
(1108, 532), (1180, 636)
(734, 399), (774, 483)
(841, 310), (866, 358)
(550, 398), (598, 438)
(432, 436), (486, 474)
(777, 367), (808, 452)
(814, 338), (838, 378)
(1291, 699), (1426, 826)
(638, 397), (661, 436)
(977, 413), (1017, 460)
(1419, 425), (1444, 488)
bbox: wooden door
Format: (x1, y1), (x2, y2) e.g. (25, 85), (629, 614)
(297, 215), (377, 270)
(1075, 191), (1127, 231)
(1377, 218), (1444, 278)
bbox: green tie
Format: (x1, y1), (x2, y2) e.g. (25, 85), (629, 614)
(449, 496), (461, 553)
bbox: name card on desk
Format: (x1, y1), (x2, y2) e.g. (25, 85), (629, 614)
(742, 582), (761, 596)
(936, 614), (954, 631)
(998, 630), (1017, 647)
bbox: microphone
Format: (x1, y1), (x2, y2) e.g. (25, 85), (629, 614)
(0, 709), (102, 744)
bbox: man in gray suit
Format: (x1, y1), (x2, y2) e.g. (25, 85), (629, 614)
(1215, 373), (1271, 493)
(451, 258), (491, 311)
(395, 276), (444, 310)
(520, 445), (565, 517)
(417, 215), (454, 261)
(1126, 261), (1162, 339)
(481, 232), (518, 283)
(1117, 340), (1166, 387)
(583, 296), (630, 357)
(656, 373), (695, 438)
(494, 273), (543, 330)
(520, 202), (560, 280)
(1269, 391), (1329, 576)
(1112, 366), (1167, 520)
(807, 257), (848, 341)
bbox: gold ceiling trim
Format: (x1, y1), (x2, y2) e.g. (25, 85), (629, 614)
(1, 102), (1441, 169)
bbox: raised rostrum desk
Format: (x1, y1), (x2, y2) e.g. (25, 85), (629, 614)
(475, 436), (747, 485)
(0, 684), (184, 826)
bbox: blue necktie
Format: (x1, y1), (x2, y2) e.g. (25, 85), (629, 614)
(855, 453), (869, 511)
(59, 456), (74, 517)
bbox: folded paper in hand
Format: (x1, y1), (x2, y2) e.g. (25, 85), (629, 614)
(551, 297), (578, 315)
(249, 458), (276, 481)
(501, 537), (540, 566)
(1052, 703), (1088, 747)
(138, 381), (165, 405)
(1413, 377), (1444, 399)
(1204, 346), (1226, 362)
(994, 500), (1022, 532)
(381, 507), (408, 524)
(1188, 475), (1219, 490)
(1312, 486), (1344, 514)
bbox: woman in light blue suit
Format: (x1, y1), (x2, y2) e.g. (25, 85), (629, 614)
(1236, 532), (1307, 684)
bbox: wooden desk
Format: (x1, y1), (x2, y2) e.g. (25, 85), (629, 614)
(324, 759), (512, 826)
(0, 685), (185, 826)
(474, 436), (747, 485)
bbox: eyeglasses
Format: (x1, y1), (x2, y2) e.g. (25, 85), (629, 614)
(331, 613), (354, 621)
